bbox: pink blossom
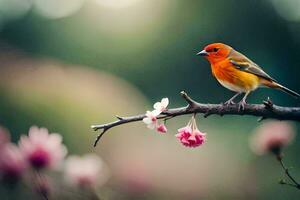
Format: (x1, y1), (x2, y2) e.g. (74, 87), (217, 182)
(156, 124), (167, 133)
(0, 143), (27, 181)
(249, 121), (295, 155)
(19, 126), (67, 169)
(142, 110), (160, 129)
(143, 98), (169, 131)
(153, 98), (169, 112)
(64, 154), (109, 189)
(175, 116), (206, 148)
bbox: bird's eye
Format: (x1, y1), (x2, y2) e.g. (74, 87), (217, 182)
(213, 48), (219, 52)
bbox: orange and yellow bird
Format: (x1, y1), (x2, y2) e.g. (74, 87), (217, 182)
(197, 43), (300, 110)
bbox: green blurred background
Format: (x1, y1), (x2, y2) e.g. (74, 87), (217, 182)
(0, 0), (300, 199)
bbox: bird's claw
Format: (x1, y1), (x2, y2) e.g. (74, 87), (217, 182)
(223, 100), (235, 106)
(237, 100), (247, 111)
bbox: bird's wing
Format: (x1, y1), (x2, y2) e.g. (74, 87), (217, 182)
(228, 50), (277, 82)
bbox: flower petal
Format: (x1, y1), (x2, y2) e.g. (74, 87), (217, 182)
(147, 123), (156, 129)
(143, 117), (152, 125)
(151, 109), (161, 116)
(145, 111), (152, 117)
(161, 98), (169, 108)
(153, 102), (162, 111)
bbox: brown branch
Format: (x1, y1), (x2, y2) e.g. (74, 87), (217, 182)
(91, 91), (300, 146)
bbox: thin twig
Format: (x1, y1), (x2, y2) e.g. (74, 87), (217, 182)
(180, 91), (198, 109)
(281, 182), (299, 188)
(91, 91), (300, 146)
(276, 155), (300, 189)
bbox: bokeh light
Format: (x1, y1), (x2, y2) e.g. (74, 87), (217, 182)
(269, 0), (300, 22)
(85, 0), (173, 35)
(33, 0), (85, 19)
(92, 0), (143, 9)
(0, 0), (32, 20)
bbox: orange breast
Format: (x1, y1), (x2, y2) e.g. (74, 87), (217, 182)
(211, 60), (260, 92)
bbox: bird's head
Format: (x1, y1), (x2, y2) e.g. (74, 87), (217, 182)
(197, 43), (232, 63)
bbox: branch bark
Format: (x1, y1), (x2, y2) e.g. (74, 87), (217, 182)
(91, 91), (300, 146)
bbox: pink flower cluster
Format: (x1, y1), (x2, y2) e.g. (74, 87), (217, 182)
(143, 98), (207, 148)
(143, 98), (168, 133)
(1, 126), (68, 185)
(175, 116), (206, 148)
(249, 121), (295, 155)
(0, 125), (109, 197)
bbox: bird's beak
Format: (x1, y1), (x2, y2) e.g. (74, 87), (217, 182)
(197, 50), (208, 56)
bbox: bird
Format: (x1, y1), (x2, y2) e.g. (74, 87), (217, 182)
(197, 43), (300, 110)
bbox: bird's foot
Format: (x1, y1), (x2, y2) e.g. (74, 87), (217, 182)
(223, 99), (235, 106)
(237, 100), (247, 111)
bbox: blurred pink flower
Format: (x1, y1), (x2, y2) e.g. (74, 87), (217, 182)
(175, 116), (206, 148)
(117, 163), (152, 195)
(249, 121), (295, 155)
(19, 126), (67, 169)
(153, 98), (169, 112)
(156, 124), (167, 133)
(64, 154), (109, 189)
(0, 143), (27, 181)
(143, 110), (160, 129)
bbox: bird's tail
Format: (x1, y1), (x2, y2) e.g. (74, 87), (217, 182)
(262, 80), (300, 98)
(276, 83), (300, 98)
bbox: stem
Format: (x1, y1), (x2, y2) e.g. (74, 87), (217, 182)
(276, 154), (300, 190)
(34, 171), (49, 200)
